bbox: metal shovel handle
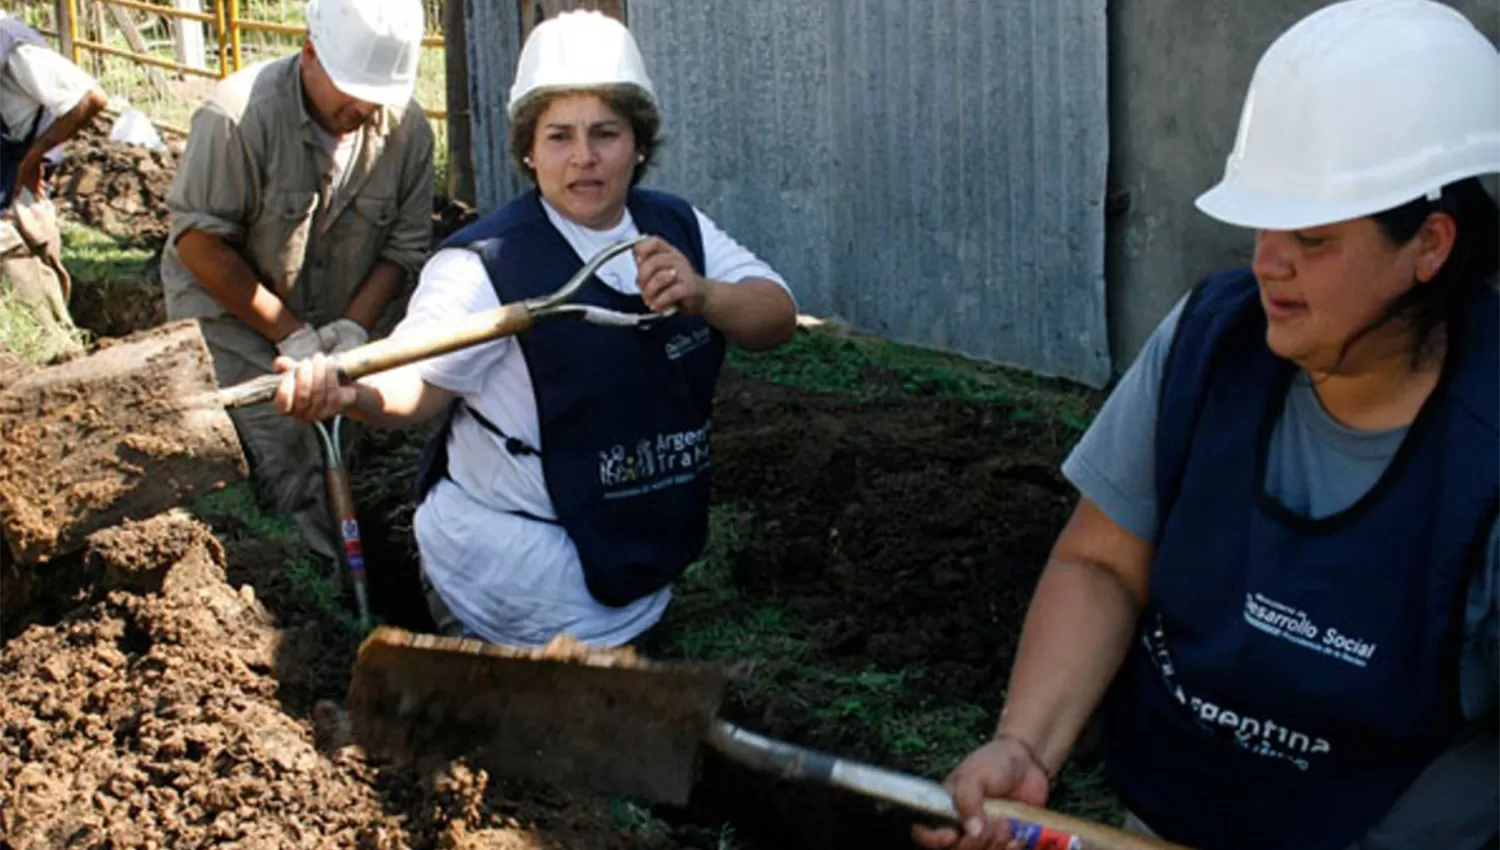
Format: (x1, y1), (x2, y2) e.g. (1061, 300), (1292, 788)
(219, 236), (665, 409)
(707, 721), (1195, 850)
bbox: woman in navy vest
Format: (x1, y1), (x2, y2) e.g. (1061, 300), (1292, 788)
(272, 11), (797, 647)
(915, 2), (1499, 849)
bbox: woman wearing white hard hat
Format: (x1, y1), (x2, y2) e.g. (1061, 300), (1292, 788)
(272, 11), (797, 647)
(915, 1), (1498, 849)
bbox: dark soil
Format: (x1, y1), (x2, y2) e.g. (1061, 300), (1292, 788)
(668, 371), (1080, 849)
(1, 355), (1084, 850)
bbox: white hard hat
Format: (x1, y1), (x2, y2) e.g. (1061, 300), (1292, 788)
(307, 0), (424, 108)
(1196, 0), (1500, 231)
(508, 11), (655, 117)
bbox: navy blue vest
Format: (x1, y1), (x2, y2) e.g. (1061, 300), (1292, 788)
(1104, 269), (1498, 849)
(416, 188), (725, 608)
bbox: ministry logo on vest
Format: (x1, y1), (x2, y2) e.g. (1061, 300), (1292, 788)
(665, 326), (713, 361)
(597, 421), (712, 498)
(1243, 592), (1379, 668)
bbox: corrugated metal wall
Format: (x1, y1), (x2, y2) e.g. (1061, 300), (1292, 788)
(467, 0), (1111, 386)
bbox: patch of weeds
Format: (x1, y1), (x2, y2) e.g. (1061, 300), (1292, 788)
(188, 481), (363, 638)
(782, 665), (996, 777)
(608, 797), (672, 843)
(1051, 760), (1125, 827)
(59, 221), (155, 280)
(0, 289), (89, 364)
(58, 221), (165, 338)
(190, 482), (297, 542)
(730, 326), (1101, 444)
(674, 604), (814, 670)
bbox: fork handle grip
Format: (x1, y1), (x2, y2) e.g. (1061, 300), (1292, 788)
(218, 304), (534, 409)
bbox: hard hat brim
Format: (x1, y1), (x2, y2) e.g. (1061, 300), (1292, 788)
(1193, 182), (1379, 231)
(326, 70), (416, 109)
(1195, 161), (1500, 232)
(507, 82), (657, 119)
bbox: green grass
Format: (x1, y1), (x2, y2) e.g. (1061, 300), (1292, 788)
(731, 326), (1100, 443)
(608, 798), (673, 843)
(660, 505), (1005, 781)
(1051, 761), (1124, 826)
(189, 480), (365, 638)
(0, 289), (89, 364)
(665, 511), (1121, 826)
(59, 220), (155, 277)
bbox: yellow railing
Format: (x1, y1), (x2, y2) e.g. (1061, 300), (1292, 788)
(58, 0), (447, 122)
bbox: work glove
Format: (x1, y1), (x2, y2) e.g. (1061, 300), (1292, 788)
(316, 318), (369, 354)
(277, 325), (324, 360)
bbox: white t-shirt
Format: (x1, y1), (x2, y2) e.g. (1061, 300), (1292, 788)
(308, 121), (360, 198)
(1, 42), (97, 153)
(398, 198), (792, 648)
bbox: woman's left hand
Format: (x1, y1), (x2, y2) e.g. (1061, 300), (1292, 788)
(636, 236), (716, 316)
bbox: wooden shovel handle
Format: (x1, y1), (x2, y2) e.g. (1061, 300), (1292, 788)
(218, 303), (534, 409)
(978, 797), (1191, 850)
(709, 722), (1193, 850)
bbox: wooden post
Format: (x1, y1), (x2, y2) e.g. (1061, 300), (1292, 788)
(90, 0), (106, 78)
(518, 0), (625, 37)
(104, 2), (169, 93)
(54, 0), (76, 62)
(172, 0), (207, 70)
(444, 0), (475, 205)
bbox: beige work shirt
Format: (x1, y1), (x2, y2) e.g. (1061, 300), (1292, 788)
(161, 54), (433, 327)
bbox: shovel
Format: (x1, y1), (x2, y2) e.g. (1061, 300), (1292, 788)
(0, 237), (662, 564)
(347, 627), (1194, 850)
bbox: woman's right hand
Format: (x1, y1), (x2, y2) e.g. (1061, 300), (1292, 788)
(272, 353), (358, 422)
(911, 736), (1053, 850)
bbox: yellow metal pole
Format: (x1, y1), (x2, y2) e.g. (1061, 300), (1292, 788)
(214, 0), (228, 78)
(228, 0), (241, 72)
(65, 0), (80, 64)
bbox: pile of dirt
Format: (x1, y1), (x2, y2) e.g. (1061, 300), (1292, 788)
(711, 372), (1075, 708)
(0, 512), (692, 850)
(52, 124), (176, 247)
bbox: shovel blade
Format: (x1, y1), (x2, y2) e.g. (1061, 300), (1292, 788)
(348, 627), (729, 806)
(0, 320), (247, 563)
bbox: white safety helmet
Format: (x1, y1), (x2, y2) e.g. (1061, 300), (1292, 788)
(306, 0), (425, 108)
(1196, 0), (1500, 231)
(508, 11), (656, 117)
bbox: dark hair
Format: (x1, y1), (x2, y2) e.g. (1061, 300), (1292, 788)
(508, 85), (662, 187)
(1355, 177), (1500, 366)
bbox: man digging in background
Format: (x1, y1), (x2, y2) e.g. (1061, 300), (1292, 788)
(162, 0), (433, 569)
(0, 11), (107, 362)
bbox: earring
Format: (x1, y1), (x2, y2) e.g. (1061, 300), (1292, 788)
(636, 153), (645, 164)
(523, 156), (534, 168)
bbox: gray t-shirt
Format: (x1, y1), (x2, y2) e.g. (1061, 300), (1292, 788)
(1064, 297), (1498, 849)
